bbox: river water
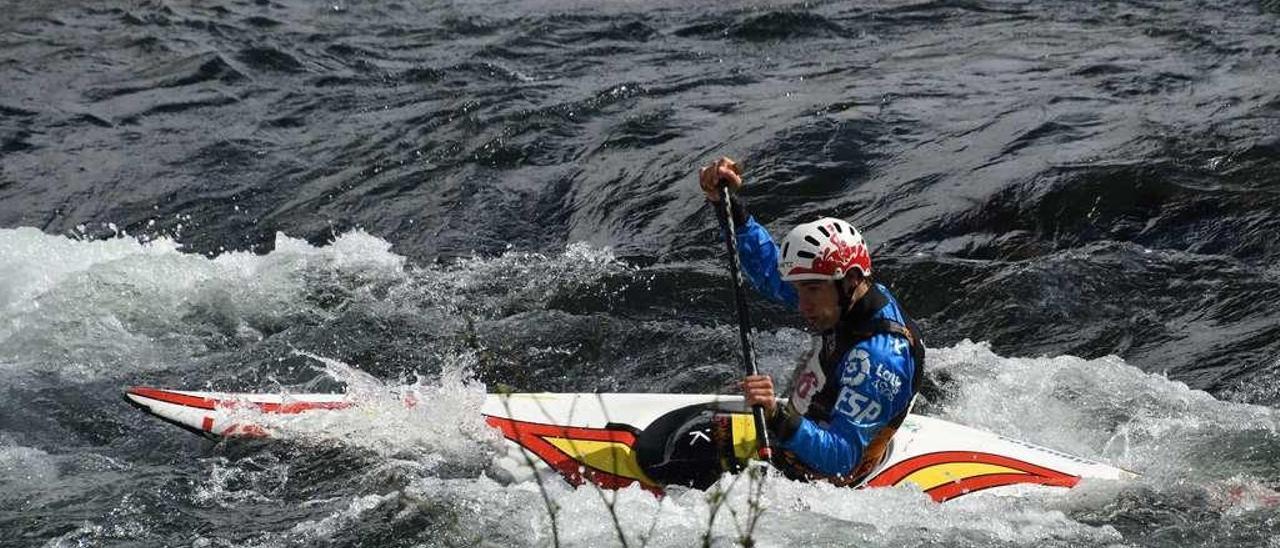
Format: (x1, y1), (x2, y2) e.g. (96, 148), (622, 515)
(2, 0), (1279, 546)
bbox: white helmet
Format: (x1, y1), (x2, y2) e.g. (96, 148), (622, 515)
(777, 218), (871, 282)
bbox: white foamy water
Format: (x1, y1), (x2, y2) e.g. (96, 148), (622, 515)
(235, 465), (1126, 548)
(0, 441), (61, 502)
(248, 351), (501, 468)
(3, 227), (1277, 547)
(0, 227), (408, 381)
(0, 227), (630, 378)
(930, 340), (1280, 483)
(199, 339), (1280, 548)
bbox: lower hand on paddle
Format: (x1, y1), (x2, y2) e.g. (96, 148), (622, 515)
(741, 374), (777, 416)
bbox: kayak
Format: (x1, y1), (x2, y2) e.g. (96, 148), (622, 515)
(124, 386), (1133, 502)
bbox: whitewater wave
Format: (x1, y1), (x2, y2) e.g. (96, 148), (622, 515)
(4, 227), (1278, 547)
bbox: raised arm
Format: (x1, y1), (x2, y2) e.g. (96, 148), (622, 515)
(699, 156), (797, 308)
(734, 214), (798, 309)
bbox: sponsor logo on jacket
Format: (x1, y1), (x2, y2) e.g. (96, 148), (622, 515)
(789, 351), (826, 414)
(833, 347), (904, 423)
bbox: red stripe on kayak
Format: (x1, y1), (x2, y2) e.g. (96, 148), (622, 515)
(484, 415), (661, 494)
(866, 450), (1076, 487)
(926, 472), (1079, 502)
(128, 386), (353, 414)
(130, 387), (218, 410)
(864, 450), (1079, 502)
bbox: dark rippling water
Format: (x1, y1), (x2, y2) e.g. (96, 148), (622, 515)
(3, 0), (1280, 546)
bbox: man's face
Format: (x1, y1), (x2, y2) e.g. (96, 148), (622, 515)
(792, 280), (841, 331)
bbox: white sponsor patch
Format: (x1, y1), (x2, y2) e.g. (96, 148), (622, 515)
(834, 386), (882, 423)
(891, 337), (909, 354)
(873, 363), (903, 397)
(840, 348), (872, 387)
(789, 351), (826, 414)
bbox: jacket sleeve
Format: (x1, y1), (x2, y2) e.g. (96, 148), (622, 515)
(735, 216), (798, 309)
(777, 333), (914, 476)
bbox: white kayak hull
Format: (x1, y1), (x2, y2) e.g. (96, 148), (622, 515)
(124, 387), (1132, 502)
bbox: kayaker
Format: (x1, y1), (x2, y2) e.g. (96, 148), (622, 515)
(699, 156), (926, 485)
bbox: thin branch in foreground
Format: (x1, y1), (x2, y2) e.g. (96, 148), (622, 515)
(635, 490), (666, 548)
(726, 462), (769, 548)
(701, 470), (746, 548)
(584, 393), (631, 548)
(498, 390), (560, 548)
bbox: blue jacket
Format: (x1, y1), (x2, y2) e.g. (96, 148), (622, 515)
(737, 216), (917, 477)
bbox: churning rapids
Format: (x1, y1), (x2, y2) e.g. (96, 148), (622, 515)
(3, 0), (1280, 546)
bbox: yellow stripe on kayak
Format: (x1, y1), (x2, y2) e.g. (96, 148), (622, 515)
(898, 462), (1025, 491)
(543, 437), (656, 484)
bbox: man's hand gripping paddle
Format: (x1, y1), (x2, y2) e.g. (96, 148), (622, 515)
(712, 180), (775, 462)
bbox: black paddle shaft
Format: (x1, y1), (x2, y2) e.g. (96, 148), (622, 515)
(713, 185), (774, 461)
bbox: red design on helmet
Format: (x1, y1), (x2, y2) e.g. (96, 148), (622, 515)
(777, 218), (871, 281)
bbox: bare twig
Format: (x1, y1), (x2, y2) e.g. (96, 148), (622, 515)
(581, 393), (630, 547)
(497, 390), (560, 548)
(636, 493), (666, 548)
(700, 468), (745, 548)
(729, 463), (769, 547)
(525, 392), (636, 547)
